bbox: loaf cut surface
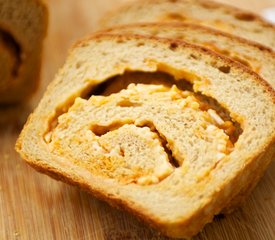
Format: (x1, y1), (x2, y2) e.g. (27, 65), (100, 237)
(100, 0), (275, 50)
(16, 34), (275, 238)
(0, 0), (48, 103)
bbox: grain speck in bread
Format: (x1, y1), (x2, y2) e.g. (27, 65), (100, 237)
(0, 0), (48, 103)
(16, 34), (275, 238)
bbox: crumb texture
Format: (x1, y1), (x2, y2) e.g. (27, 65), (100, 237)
(47, 83), (235, 185)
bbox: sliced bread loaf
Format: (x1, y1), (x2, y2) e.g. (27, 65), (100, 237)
(0, 0), (48, 103)
(100, 0), (275, 50)
(16, 34), (275, 238)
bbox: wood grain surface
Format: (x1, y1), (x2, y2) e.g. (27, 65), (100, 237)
(1, 0), (275, 239)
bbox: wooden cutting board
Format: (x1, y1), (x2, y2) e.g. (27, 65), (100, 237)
(1, 0), (274, 239)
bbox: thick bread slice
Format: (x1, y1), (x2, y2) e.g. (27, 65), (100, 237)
(100, 0), (275, 50)
(0, 0), (48, 103)
(101, 22), (275, 89)
(16, 34), (275, 238)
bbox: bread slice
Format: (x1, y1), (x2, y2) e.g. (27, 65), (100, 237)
(16, 34), (275, 238)
(0, 0), (48, 103)
(97, 23), (275, 213)
(100, 0), (275, 50)
(100, 22), (275, 89)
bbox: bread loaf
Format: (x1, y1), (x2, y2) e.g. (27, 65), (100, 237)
(100, 0), (275, 50)
(0, 0), (48, 103)
(16, 34), (275, 238)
